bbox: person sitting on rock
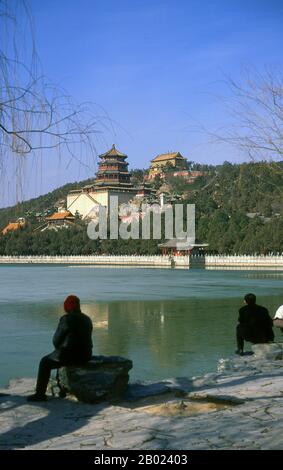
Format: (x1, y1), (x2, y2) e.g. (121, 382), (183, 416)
(235, 293), (274, 355)
(273, 304), (283, 333)
(27, 295), (93, 402)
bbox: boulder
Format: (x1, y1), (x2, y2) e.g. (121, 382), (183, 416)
(57, 355), (133, 403)
(252, 343), (283, 360)
(217, 343), (283, 374)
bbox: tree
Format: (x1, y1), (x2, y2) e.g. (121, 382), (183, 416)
(0, 0), (99, 195)
(211, 69), (283, 162)
(130, 169), (146, 185)
(152, 173), (163, 190)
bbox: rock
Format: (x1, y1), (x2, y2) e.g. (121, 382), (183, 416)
(126, 377), (193, 400)
(217, 357), (258, 374)
(191, 373), (219, 388)
(58, 355), (133, 403)
(217, 343), (283, 374)
(252, 343), (283, 360)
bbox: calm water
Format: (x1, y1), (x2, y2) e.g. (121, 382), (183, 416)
(0, 265), (282, 388)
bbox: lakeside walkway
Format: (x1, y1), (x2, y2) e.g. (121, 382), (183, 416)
(1, 344), (283, 450)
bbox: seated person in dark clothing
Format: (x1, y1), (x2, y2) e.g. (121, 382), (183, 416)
(27, 295), (93, 402)
(236, 293), (274, 355)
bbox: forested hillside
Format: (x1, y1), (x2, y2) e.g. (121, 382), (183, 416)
(0, 161), (282, 255)
(0, 179), (94, 228)
(184, 161), (282, 253)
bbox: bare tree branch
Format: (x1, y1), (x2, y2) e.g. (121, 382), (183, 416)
(0, 0), (100, 168)
(208, 69), (283, 162)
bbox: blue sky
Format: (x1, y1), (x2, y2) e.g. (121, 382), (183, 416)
(2, 0), (283, 206)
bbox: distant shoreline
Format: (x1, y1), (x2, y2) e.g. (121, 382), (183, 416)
(0, 254), (283, 270)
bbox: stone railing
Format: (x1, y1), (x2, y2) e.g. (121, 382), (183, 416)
(0, 254), (282, 268)
(0, 255), (172, 267)
(201, 254), (283, 268)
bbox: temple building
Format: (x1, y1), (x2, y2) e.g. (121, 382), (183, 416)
(135, 182), (156, 200)
(2, 218), (25, 235)
(65, 146), (201, 220)
(34, 209), (75, 232)
(95, 145), (132, 187)
(158, 239), (209, 256)
(147, 151), (188, 180)
(67, 145), (137, 219)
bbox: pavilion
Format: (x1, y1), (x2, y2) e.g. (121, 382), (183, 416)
(158, 239), (209, 256)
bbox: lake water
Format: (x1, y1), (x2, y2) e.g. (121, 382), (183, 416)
(0, 265), (282, 388)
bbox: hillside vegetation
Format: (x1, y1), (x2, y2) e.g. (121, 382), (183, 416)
(0, 161), (282, 255)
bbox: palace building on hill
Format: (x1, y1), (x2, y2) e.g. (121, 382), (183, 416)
(34, 208), (75, 232)
(65, 145), (203, 221)
(151, 151), (187, 169)
(146, 151), (204, 182)
(2, 218), (26, 235)
(95, 145), (132, 187)
(147, 151), (188, 180)
(67, 145), (137, 220)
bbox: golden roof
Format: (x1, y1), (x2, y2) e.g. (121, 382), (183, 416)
(151, 152), (185, 163)
(46, 211), (74, 221)
(100, 144), (127, 158)
(2, 221), (25, 235)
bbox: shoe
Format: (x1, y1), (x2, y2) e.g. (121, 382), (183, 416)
(58, 389), (67, 398)
(27, 393), (47, 402)
(235, 349), (244, 356)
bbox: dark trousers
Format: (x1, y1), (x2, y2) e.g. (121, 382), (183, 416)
(236, 324), (274, 352)
(236, 324), (245, 352)
(36, 354), (64, 396)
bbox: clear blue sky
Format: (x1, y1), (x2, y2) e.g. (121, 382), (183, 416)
(3, 0), (283, 206)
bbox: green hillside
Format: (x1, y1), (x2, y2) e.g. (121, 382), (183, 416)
(0, 178), (94, 228)
(0, 161), (282, 255)
(185, 161), (283, 254)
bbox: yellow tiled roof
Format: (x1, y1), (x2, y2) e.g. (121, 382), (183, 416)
(100, 144), (127, 158)
(46, 211), (74, 221)
(151, 152), (185, 162)
(2, 221), (25, 235)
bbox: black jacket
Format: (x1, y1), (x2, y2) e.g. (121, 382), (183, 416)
(238, 304), (274, 343)
(52, 311), (93, 363)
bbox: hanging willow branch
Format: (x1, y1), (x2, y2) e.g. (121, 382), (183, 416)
(0, 0), (100, 165)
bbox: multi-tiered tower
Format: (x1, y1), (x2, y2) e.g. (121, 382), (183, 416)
(95, 144), (132, 188)
(67, 145), (136, 219)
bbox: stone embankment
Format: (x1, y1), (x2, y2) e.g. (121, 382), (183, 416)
(0, 343), (283, 449)
(0, 254), (283, 269)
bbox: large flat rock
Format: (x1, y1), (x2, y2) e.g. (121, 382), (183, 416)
(58, 355), (133, 403)
(1, 351), (283, 450)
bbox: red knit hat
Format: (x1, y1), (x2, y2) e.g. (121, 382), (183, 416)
(64, 295), (80, 313)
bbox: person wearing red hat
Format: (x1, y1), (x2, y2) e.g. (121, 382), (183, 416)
(27, 295), (93, 402)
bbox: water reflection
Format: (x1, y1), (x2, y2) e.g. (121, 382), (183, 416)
(1, 295), (282, 387)
(76, 296), (283, 381)
(0, 265), (282, 387)
(244, 273), (283, 279)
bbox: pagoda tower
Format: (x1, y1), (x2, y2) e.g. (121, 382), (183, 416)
(95, 144), (132, 187)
